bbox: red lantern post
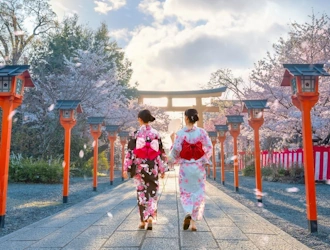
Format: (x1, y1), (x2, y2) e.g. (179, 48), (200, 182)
(215, 125), (228, 185)
(56, 100), (83, 203)
(106, 125), (119, 185)
(87, 117), (105, 191)
(0, 65), (34, 227)
(208, 131), (218, 180)
(242, 100), (269, 203)
(119, 131), (129, 181)
(281, 64), (330, 232)
(226, 115), (244, 192)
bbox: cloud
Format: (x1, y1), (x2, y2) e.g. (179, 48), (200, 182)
(152, 34), (254, 71)
(139, 0), (270, 25)
(53, 2), (69, 12)
(125, 9), (287, 91)
(108, 28), (131, 42)
(94, 0), (126, 15)
(138, 0), (165, 23)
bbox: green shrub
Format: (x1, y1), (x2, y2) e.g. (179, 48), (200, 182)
(262, 167), (274, 177)
(289, 165), (304, 177)
(242, 165), (255, 176)
(9, 153), (63, 183)
(277, 168), (290, 177)
(79, 151), (109, 177)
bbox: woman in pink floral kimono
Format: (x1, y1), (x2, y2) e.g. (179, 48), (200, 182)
(169, 109), (212, 231)
(123, 110), (165, 230)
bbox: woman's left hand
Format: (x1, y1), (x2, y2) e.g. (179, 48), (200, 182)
(160, 173), (165, 179)
(170, 133), (175, 143)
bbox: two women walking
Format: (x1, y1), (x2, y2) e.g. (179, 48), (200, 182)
(123, 108), (212, 231)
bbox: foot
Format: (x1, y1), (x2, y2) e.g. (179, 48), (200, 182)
(191, 219), (197, 231)
(147, 218), (152, 230)
(138, 222), (145, 229)
(183, 214), (191, 230)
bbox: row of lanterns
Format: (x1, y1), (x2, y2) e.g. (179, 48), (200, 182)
(0, 63), (328, 233)
(207, 63), (330, 233)
(56, 102), (130, 203)
(0, 65), (130, 227)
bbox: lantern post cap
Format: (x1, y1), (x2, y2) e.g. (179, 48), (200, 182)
(118, 131), (130, 138)
(215, 125), (229, 132)
(225, 115), (244, 124)
(87, 116), (105, 125)
(207, 131), (218, 138)
(105, 125), (120, 132)
(55, 100), (83, 113)
(281, 64), (330, 86)
(0, 65), (34, 87)
(242, 99), (269, 112)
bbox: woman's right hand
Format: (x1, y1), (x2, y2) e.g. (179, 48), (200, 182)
(123, 171), (128, 179)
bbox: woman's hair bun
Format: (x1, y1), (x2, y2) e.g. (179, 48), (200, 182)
(184, 109), (199, 124)
(149, 115), (156, 122)
(138, 109), (156, 123)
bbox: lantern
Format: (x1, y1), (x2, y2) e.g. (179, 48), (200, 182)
(106, 125), (120, 185)
(207, 131), (217, 180)
(55, 100), (83, 203)
(225, 115), (244, 192)
(242, 100), (269, 121)
(56, 100), (83, 121)
(0, 65), (35, 228)
(87, 116), (105, 191)
(281, 63), (330, 233)
(242, 99), (269, 203)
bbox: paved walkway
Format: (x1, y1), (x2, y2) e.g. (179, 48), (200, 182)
(0, 168), (310, 250)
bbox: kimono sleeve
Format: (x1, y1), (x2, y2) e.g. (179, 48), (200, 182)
(168, 132), (182, 163)
(123, 132), (136, 172)
(200, 128), (213, 161)
(156, 136), (166, 174)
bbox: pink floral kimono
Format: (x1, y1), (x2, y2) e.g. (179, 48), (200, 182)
(169, 126), (212, 221)
(124, 125), (165, 222)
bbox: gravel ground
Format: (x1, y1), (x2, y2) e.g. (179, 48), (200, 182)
(1, 169), (330, 250)
(0, 171), (125, 238)
(208, 169), (330, 250)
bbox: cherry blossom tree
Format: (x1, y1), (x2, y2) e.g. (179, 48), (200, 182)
(0, 0), (56, 65)
(203, 13), (330, 151)
(250, 13), (330, 148)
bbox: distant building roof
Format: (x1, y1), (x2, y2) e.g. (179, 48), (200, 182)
(226, 115), (244, 123)
(0, 65), (34, 87)
(281, 64), (330, 86)
(242, 100), (269, 112)
(87, 116), (105, 125)
(55, 100), (83, 113)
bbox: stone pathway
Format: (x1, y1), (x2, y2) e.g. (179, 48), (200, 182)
(0, 168), (310, 249)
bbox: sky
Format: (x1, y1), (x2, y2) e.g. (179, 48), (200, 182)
(49, 0), (330, 95)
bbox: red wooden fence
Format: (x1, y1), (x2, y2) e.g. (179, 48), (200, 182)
(238, 146), (330, 181)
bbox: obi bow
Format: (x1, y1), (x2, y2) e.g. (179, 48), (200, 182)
(133, 137), (160, 160)
(180, 140), (205, 160)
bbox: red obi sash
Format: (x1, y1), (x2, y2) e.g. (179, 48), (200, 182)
(180, 140), (205, 160)
(133, 138), (160, 160)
